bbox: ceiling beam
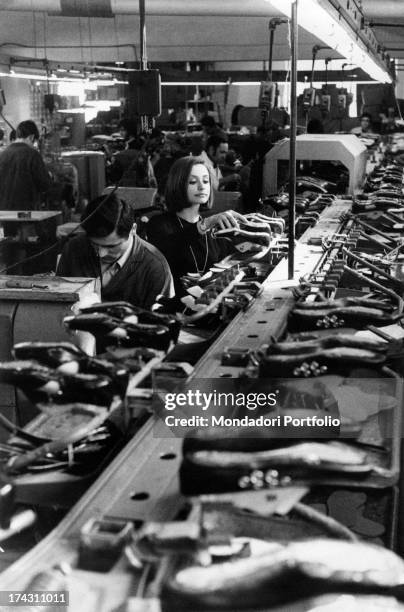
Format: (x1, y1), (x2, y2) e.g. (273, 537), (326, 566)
(159, 68), (374, 82)
(0, 0), (278, 17)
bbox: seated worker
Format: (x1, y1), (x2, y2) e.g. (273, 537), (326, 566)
(146, 157), (244, 296)
(118, 119), (143, 150)
(350, 113), (379, 140)
(57, 192), (174, 309)
(108, 120), (156, 187)
(196, 135), (241, 191)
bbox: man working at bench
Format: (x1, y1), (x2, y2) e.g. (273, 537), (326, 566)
(57, 192), (174, 310)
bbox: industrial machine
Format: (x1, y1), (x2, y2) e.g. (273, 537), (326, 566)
(263, 134), (368, 196)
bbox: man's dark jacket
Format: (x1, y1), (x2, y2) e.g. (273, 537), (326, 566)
(57, 234), (173, 310)
(0, 142), (51, 210)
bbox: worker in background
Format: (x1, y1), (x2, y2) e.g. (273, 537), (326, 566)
(380, 106), (399, 134)
(0, 120), (51, 210)
(350, 113), (379, 140)
(200, 114), (226, 143)
(57, 192), (173, 310)
(109, 120), (157, 187)
(196, 135), (241, 191)
(118, 119), (143, 150)
(307, 118), (324, 134)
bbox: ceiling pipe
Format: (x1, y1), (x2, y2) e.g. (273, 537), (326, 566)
(4, 0), (403, 20)
(0, 0), (278, 17)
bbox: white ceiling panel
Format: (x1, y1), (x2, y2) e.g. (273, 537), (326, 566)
(0, 5), (342, 64)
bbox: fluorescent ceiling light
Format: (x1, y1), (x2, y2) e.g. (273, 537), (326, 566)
(57, 109), (85, 114)
(88, 78), (127, 86)
(0, 71), (84, 83)
(84, 100), (121, 108)
(0, 71), (128, 86)
(58, 101), (121, 113)
(268, 0), (392, 83)
(162, 81), (260, 86)
(162, 81), (227, 86)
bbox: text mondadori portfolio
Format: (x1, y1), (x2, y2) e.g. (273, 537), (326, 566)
(165, 415), (341, 427)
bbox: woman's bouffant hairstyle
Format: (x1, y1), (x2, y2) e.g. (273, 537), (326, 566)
(164, 157), (214, 213)
(81, 192), (135, 238)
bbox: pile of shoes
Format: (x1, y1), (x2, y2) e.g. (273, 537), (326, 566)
(0, 341), (131, 476)
(1, 342), (129, 406)
(156, 265), (255, 322)
(214, 214), (275, 261)
(64, 301), (180, 351)
(159, 536), (404, 611)
(259, 334), (387, 378)
(288, 296), (402, 332)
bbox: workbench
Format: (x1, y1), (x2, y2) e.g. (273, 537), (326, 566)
(0, 276), (96, 431)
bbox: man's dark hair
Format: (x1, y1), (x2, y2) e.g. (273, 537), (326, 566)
(360, 113), (372, 121)
(165, 156), (213, 213)
(307, 118), (324, 134)
(118, 119), (138, 137)
(231, 104), (244, 126)
(81, 192), (135, 238)
(206, 134), (228, 155)
(16, 120), (40, 140)
(201, 115), (216, 129)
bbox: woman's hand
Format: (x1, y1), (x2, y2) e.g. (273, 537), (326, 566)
(203, 210), (245, 231)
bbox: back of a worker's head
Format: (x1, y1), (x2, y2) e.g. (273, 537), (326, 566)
(307, 119), (324, 134)
(16, 120), (40, 141)
(81, 192), (135, 239)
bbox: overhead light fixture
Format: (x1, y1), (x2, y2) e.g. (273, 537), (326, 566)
(57, 109), (86, 114)
(89, 78), (128, 86)
(268, 0), (392, 83)
(162, 81), (228, 86)
(232, 82), (262, 86)
(161, 81), (262, 86)
(0, 71), (84, 83)
(0, 70), (128, 86)
(83, 100), (122, 109)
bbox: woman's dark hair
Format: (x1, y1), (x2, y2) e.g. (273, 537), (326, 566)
(307, 118), (324, 134)
(16, 120), (40, 140)
(118, 119), (138, 137)
(231, 104), (244, 126)
(165, 157), (214, 213)
(81, 192), (135, 238)
(201, 115), (216, 129)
